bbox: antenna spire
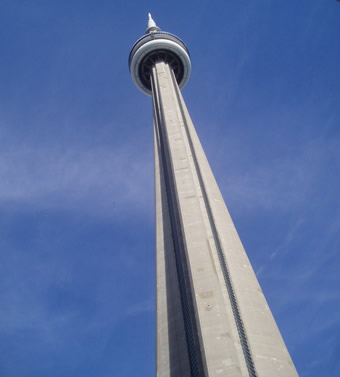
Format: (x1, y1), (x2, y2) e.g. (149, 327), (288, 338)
(146, 13), (160, 33)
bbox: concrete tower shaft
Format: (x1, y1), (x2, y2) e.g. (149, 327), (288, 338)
(129, 15), (299, 377)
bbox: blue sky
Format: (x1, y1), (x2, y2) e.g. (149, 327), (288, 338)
(0, 1), (339, 376)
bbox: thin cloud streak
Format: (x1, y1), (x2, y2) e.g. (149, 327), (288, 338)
(0, 141), (154, 216)
(215, 136), (339, 213)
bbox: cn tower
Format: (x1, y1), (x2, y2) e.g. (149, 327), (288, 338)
(129, 15), (298, 377)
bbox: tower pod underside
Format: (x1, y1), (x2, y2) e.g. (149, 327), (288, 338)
(129, 32), (191, 95)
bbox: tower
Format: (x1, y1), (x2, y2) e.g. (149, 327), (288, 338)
(129, 15), (298, 377)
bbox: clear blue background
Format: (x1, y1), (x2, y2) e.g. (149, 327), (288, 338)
(0, 1), (339, 376)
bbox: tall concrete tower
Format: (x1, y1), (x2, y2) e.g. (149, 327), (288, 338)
(129, 15), (298, 377)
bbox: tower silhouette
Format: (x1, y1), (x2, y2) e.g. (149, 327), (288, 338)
(129, 15), (298, 377)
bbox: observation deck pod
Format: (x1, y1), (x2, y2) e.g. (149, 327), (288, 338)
(129, 21), (191, 96)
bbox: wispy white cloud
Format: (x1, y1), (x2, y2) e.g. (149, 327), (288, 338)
(256, 217), (304, 276)
(213, 135), (340, 213)
(0, 138), (154, 217)
(126, 297), (154, 317)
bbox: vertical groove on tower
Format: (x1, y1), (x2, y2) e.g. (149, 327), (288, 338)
(169, 68), (258, 377)
(151, 67), (206, 377)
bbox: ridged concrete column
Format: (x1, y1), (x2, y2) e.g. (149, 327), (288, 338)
(129, 14), (298, 377)
(152, 61), (298, 377)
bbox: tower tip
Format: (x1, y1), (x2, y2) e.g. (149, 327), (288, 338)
(146, 13), (160, 33)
